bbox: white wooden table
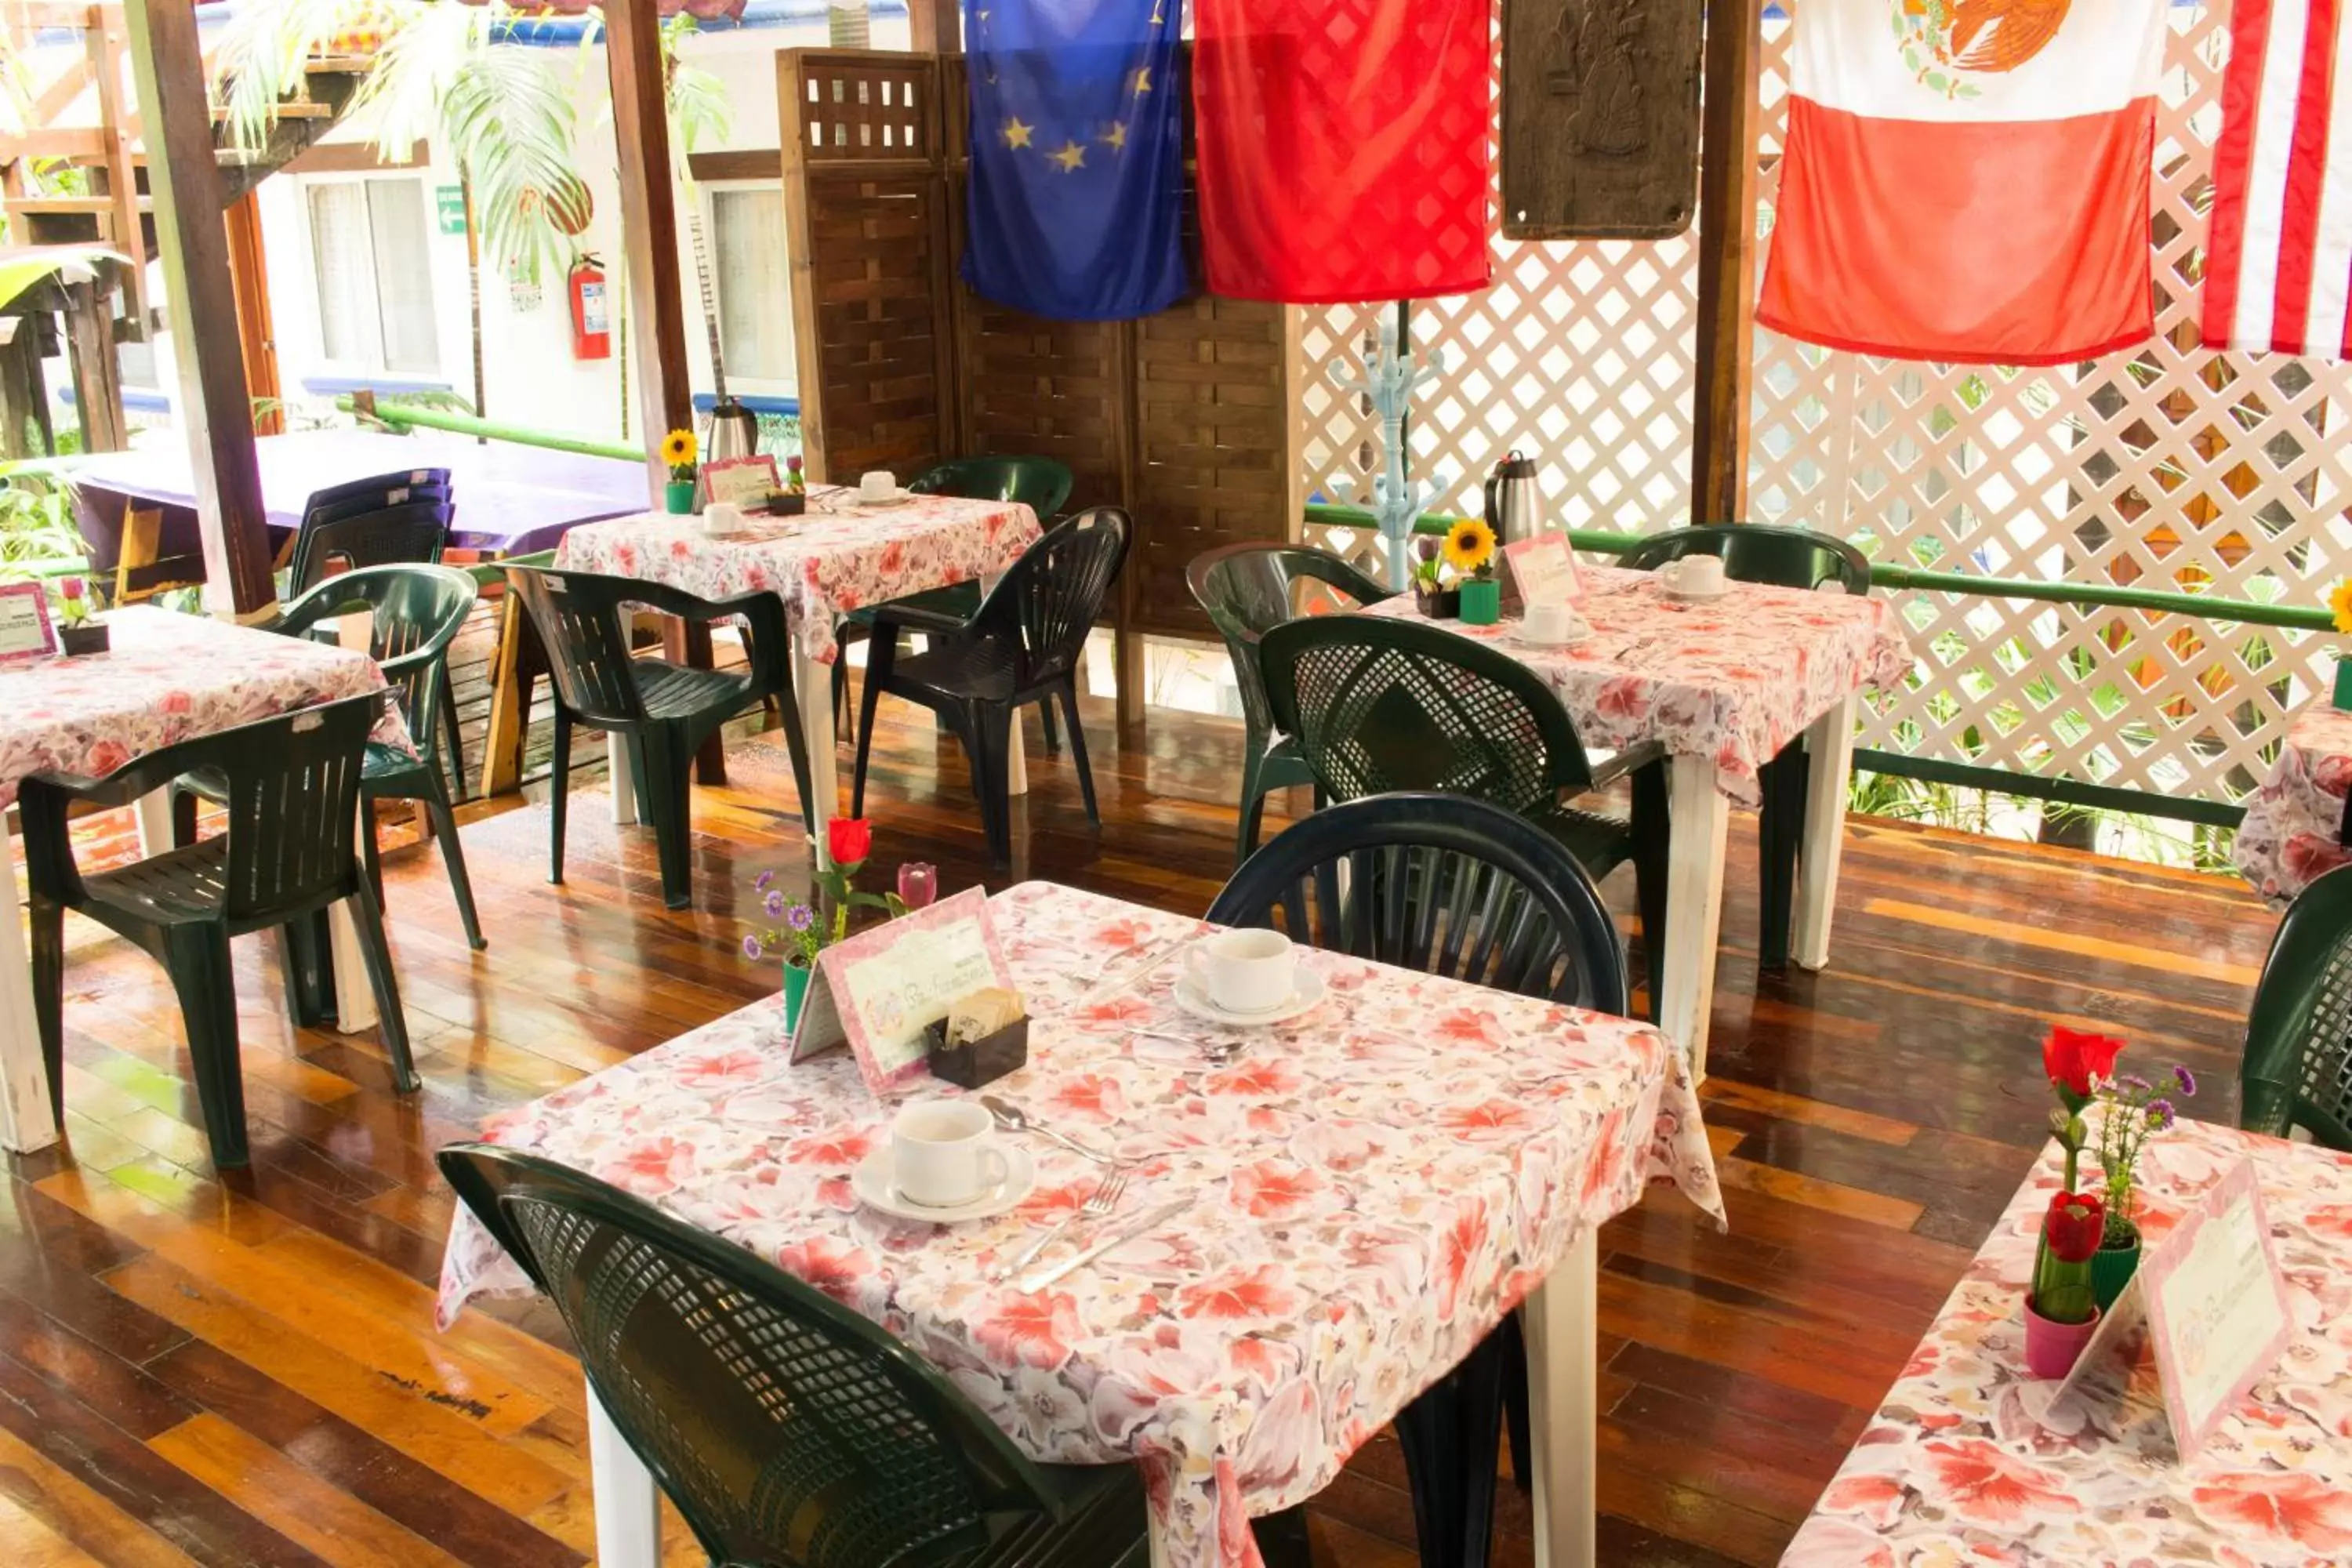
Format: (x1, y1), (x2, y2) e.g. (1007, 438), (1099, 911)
(436, 880), (1726, 1568)
(553, 492), (1044, 866)
(0, 607), (408, 1153)
(1364, 565), (1915, 1076)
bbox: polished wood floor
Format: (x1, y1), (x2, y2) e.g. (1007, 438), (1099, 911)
(0, 688), (2281, 1567)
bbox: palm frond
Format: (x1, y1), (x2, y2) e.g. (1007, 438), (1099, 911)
(437, 44), (589, 285)
(662, 14), (735, 156)
(209, 0), (390, 154)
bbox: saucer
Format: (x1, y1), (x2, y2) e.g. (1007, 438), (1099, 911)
(854, 490), (913, 508)
(1659, 580), (1731, 603)
(851, 1146), (1034, 1223)
(1508, 619), (1589, 648)
(1173, 969), (1327, 1027)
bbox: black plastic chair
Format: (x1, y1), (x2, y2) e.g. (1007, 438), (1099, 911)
(2241, 864), (2352, 1146)
(1258, 612), (1668, 1004)
(1186, 543), (1395, 865)
(504, 563), (812, 911)
(1207, 793), (1627, 1568)
(851, 508), (1130, 867)
(833, 456), (1079, 750)
(1620, 524), (1869, 969)
(298, 467), (453, 535)
(23, 695), (416, 1169)
(438, 1144), (1150, 1568)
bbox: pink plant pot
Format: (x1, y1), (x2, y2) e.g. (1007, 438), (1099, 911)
(2024, 1298), (2102, 1379)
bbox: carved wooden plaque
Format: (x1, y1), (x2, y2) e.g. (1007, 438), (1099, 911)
(1501, 0), (1704, 241)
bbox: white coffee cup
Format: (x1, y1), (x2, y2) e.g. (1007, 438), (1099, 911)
(1658, 555), (1727, 596)
(1522, 601), (1579, 644)
(1185, 927), (1298, 1015)
(702, 502), (744, 535)
(891, 1099), (1009, 1207)
(859, 470), (898, 503)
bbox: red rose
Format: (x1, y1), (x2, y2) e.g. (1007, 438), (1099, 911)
(2042, 1191), (2105, 1263)
(2042, 1025), (2125, 1104)
(826, 816), (873, 867)
(59, 577), (84, 601)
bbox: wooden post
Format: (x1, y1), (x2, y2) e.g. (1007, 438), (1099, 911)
(122, 0), (277, 620)
(1690, 0), (1763, 526)
(224, 193), (284, 437)
(86, 2), (149, 337)
(62, 278), (126, 452)
(604, 0), (725, 784)
(908, 0), (960, 52)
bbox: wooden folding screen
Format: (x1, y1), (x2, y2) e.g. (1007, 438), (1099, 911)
(777, 48), (1301, 717)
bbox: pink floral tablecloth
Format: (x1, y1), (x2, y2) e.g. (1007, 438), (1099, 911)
(437, 880), (1723, 1568)
(2234, 702), (2352, 906)
(1784, 1118), (2352, 1568)
(552, 490), (1042, 664)
(0, 605), (408, 811)
(1363, 564), (1915, 807)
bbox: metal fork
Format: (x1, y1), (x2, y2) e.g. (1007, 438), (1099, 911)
(992, 1170), (1127, 1283)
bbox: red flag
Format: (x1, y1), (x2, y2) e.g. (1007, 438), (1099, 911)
(1192, 0), (1492, 304)
(1756, 0), (2166, 365)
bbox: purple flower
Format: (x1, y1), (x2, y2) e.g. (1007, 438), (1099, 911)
(2120, 1073), (2151, 1094)
(764, 889), (786, 919)
(2174, 1065), (2197, 1096)
(740, 933), (763, 960)
(786, 903), (815, 932)
(755, 869), (774, 891)
(2148, 1098), (2175, 1128)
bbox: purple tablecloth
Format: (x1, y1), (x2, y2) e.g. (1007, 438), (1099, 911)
(71, 430), (648, 579)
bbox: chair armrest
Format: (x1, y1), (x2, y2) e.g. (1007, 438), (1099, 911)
(1585, 739), (1668, 792)
(619, 580), (795, 697)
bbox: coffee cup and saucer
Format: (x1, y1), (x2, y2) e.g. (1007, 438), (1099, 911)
(851, 1098), (1034, 1221)
(1172, 928), (1325, 1026)
(1514, 601), (1589, 647)
(1654, 556), (1730, 602)
(855, 469), (913, 507)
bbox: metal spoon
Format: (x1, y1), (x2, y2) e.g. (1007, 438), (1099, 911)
(981, 1096), (1119, 1166)
(1126, 1029), (1247, 1065)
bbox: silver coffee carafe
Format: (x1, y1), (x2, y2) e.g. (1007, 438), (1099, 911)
(1483, 452), (1544, 543)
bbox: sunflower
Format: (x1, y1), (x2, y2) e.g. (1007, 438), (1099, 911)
(660, 427), (697, 473)
(2331, 578), (2352, 636)
(1442, 517), (1496, 577)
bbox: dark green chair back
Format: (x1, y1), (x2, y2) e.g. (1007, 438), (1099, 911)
(289, 499), (453, 595)
(277, 564), (477, 771)
(2241, 865), (2352, 1148)
(438, 1143), (1133, 1568)
(908, 456), (1075, 519)
(302, 468), (453, 527)
(1185, 544), (1392, 741)
(1209, 793), (1628, 1020)
(1259, 613), (1602, 810)
(1617, 523), (1869, 593)
(968, 506), (1129, 687)
(502, 564), (652, 728)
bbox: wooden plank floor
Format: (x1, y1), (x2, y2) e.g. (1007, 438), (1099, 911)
(0, 690), (2281, 1568)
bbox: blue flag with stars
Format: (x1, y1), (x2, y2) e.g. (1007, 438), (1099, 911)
(962, 0), (1185, 321)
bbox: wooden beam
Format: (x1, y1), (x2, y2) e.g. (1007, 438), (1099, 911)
(1690, 0), (1763, 526)
(61, 277), (126, 452)
(907, 0), (960, 53)
(223, 192), (282, 437)
(279, 138), (427, 176)
(684, 148), (780, 183)
(89, 4), (149, 336)
(121, 0), (276, 619)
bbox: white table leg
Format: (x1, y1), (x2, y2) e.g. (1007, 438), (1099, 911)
(1793, 692), (1859, 971)
(1661, 753), (1730, 1082)
(797, 642), (839, 869)
(327, 795), (378, 1034)
(1526, 1227), (1599, 1568)
(608, 733), (637, 826)
(0, 828), (59, 1155)
(132, 791), (173, 858)
(975, 569), (1031, 800)
(587, 1380), (661, 1567)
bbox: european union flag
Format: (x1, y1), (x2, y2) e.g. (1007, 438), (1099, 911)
(962, 0), (1186, 321)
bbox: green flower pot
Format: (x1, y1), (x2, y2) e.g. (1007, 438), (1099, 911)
(2335, 655), (2352, 712)
(1459, 579), (1501, 626)
(665, 479), (697, 516)
(782, 960), (811, 1033)
(2091, 1231), (2141, 1312)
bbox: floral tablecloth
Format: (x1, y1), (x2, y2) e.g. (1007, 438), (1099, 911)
(552, 490), (1042, 664)
(1363, 564), (1915, 807)
(2234, 702), (2352, 906)
(1784, 1117), (2352, 1567)
(0, 605), (407, 811)
(437, 880), (1723, 1568)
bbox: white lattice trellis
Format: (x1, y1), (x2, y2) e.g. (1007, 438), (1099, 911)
(1298, 7), (2352, 818)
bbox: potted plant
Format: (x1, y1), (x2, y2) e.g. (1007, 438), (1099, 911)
(52, 575), (107, 655)
(743, 879), (823, 1031)
(662, 427), (699, 515)
(1410, 535), (1457, 619)
(2089, 1062), (2194, 1308)
(1446, 517), (1501, 625)
(2024, 1024), (2124, 1377)
(740, 818), (910, 1031)
(2332, 579), (2352, 709)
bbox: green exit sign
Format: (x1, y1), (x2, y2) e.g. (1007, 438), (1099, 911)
(434, 185), (466, 235)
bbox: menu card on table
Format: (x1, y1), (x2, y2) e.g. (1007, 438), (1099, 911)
(789, 886), (1015, 1094)
(703, 455), (781, 510)
(0, 583), (57, 664)
(1501, 533), (1583, 610)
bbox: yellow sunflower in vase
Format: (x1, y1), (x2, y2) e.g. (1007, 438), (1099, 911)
(660, 428), (699, 515)
(1443, 517), (1503, 625)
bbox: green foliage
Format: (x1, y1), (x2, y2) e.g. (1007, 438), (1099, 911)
(0, 459), (89, 582)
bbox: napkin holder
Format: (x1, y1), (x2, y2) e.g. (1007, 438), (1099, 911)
(59, 620), (110, 656)
(762, 492), (806, 517)
(924, 986), (1029, 1088)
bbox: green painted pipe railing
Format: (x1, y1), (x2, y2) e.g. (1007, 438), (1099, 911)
(333, 397), (644, 464)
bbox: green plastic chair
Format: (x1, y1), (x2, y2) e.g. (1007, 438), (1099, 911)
(2241, 865), (2352, 1147)
(23, 695), (416, 1168)
(1258, 614), (1669, 1007)
(1185, 543), (1394, 864)
(1619, 524), (1871, 969)
(439, 1143), (1151, 1568)
(837, 456), (1079, 750)
(505, 564), (814, 911)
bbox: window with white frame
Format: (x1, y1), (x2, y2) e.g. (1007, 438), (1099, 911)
(703, 183), (794, 394)
(307, 177), (440, 375)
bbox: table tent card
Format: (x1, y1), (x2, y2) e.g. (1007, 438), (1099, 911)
(789, 886), (1016, 1095)
(0, 583), (57, 664)
(702, 455), (780, 510)
(2025, 1157), (2292, 1460)
(1501, 533), (1582, 612)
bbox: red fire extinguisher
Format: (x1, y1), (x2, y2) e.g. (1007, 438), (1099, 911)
(568, 254), (611, 361)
